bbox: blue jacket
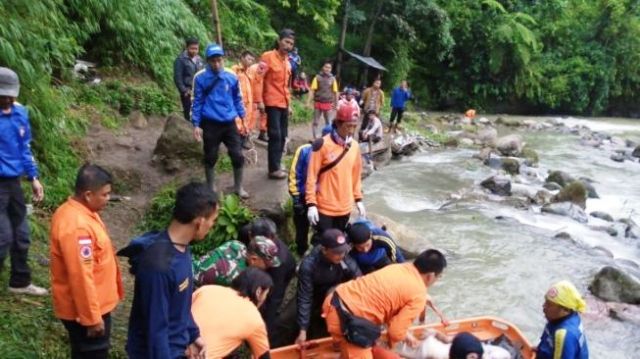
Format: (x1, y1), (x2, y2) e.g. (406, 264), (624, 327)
(537, 312), (588, 359)
(118, 231), (200, 359)
(288, 143), (313, 204)
(0, 103), (39, 179)
(191, 67), (245, 127)
(349, 226), (405, 274)
(390, 87), (411, 109)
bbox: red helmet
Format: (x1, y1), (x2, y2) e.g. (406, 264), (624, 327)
(335, 103), (358, 123)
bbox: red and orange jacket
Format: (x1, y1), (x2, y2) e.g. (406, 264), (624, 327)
(232, 64), (253, 134)
(50, 198), (124, 325)
(260, 50), (291, 109)
(305, 133), (362, 216)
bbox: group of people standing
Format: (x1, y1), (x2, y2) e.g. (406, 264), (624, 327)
(0, 23), (589, 359)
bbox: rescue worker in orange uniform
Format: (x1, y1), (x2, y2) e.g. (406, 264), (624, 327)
(50, 164), (124, 359)
(260, 29), (295, 179)
(247, 61), (269, 141)
(322, 249), (447, 359)
(305, 102), (365, 237)
(232, 51), (255, 149)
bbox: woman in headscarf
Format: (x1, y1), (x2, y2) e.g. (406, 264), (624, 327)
(536, 280), (589, 359)
(191, 267), (273, 359)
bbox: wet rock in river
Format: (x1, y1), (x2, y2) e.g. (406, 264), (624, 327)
(632, 145), (640, 158)
(476, 127), (497, 147)
(542, 202), (588, 223)
(496, 134), (524, 156)
(625, 220), (640, 239)
(546, 170), (575, 188)
(480, 175), (511, 196)
(554, 232), (572, 240)
(552, 181), (587, 209)
(519, 146), (539, 166)
(610, 153), (625, 162)
(543, 182), (562, 191)
(589, 266), (640, 305)
(501, 158), (520, 175)
(496, 116), (522, 127)
(577, 177), (599, 199)
(590, 211), (614, 222)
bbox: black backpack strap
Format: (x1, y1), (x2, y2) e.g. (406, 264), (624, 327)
(318, 143), (351, 176)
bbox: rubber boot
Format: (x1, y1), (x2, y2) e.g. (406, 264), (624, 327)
(233, 167), (249, 199)
(205, 166), (216, 193)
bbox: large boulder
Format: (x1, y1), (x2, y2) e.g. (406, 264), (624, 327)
(476, 127), (498, 147)
(552, 181), (587, 209)
(589, 266), (640, 304)
(480, 175), (511, 196)
(496, 134), (524, 156)
(153, 114), (202, 173)
(546, 170), (575, 188)
(541, 202), (588, 223)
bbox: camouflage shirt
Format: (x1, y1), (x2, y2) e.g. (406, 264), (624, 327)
(192, 240), (247, 286)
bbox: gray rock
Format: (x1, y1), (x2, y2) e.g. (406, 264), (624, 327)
(510, 183), (538, 201)
(552, 181), (587, 209)
(476, 127), (497, 147)
(480, 175), (512, 196)
(577, 177), (599, 199)
(590, 211), (614, 222)
(626, 220), (640, 239)
(554, 232), (572, 240)
(153, 114), (201, 173)
(473, 147), (493, 161)
(589, 266), (640, 304)
(519, 147), (539, 166)
(459, 138), (474, 147)
(496, 117), (522, 127)
(625, 139), (637, 148)
(632, 145), (640, 158)
(546, 170), (575, 187)
(501, 158), (520, 175)
(543, 182), (563, 191)
(129, 110), (148, 129)
(542, 202), (588, 223)
(610, 153), (625, 162)
(496, 134), (524, 156)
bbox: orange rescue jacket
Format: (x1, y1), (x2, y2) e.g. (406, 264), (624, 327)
(232, 64), (253, 134)
(50, 198), (124, 326)
(247, 63), (265, 104)
(335, 263), (427, 346)
(260, 50), (291, 109)
(305, 135), (363, 216)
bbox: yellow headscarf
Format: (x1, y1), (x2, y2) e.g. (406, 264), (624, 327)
(545, 280), (587, 313)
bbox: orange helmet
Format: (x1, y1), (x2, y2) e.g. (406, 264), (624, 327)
(465, 109), (476, 119)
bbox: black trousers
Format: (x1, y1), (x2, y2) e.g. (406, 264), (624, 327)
(293, 203), (310, 256)
(179, 92), (192, 121)
(61, 313), (112, 359)
(265, 106), (289, 173)
(0, 177), (31, 288)
(390, 107), (405, 124)
(311, 213), (350, 246)
(201, 120), (244, 169)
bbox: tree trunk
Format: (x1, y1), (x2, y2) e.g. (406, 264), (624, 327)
(335, 0), (350, 82)
(361, 0), (384, 86)
(212, 0), (223, 46)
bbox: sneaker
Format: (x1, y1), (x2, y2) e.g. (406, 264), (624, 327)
(236, 188), (250, 199)
(9, 283), (49, 296)
(268, 170), (287, 180)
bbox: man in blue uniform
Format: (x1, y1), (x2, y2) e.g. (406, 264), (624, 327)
(537, 280), (589, 359)
(346, 221), (405, 274)
(192, 44), (248, 199)
(389, 80), (412, 133)
(118, 182), (217, 358)
(0, 67), (47, 296)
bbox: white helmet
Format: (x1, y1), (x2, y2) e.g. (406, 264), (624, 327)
(0, 67), (20, 97)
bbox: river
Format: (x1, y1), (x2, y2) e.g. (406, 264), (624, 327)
(363, 116), (640, 358)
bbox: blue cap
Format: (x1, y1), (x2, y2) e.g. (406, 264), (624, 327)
(205, 43), (224, 58)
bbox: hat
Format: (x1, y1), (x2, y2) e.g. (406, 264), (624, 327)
(320, 229), (350, 253)
(248, 236), (281, 267)
(205, 43), (224, 58)
(449, 332), (484, 359)
(0, 67), (20, 97)
(347, 223), (371, 244)
(545, 280), (587, 313)
(335, 103), (358, 123)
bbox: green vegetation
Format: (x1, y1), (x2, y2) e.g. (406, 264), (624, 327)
(137, 183), (254, 257)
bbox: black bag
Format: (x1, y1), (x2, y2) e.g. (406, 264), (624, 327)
(332, 293), (381, 348)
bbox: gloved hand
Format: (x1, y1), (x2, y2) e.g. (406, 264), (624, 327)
(307, 206), (319, 225)
(356, 201), (366, 218)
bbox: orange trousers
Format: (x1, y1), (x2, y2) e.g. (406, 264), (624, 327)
(322, 295), (400, 359)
